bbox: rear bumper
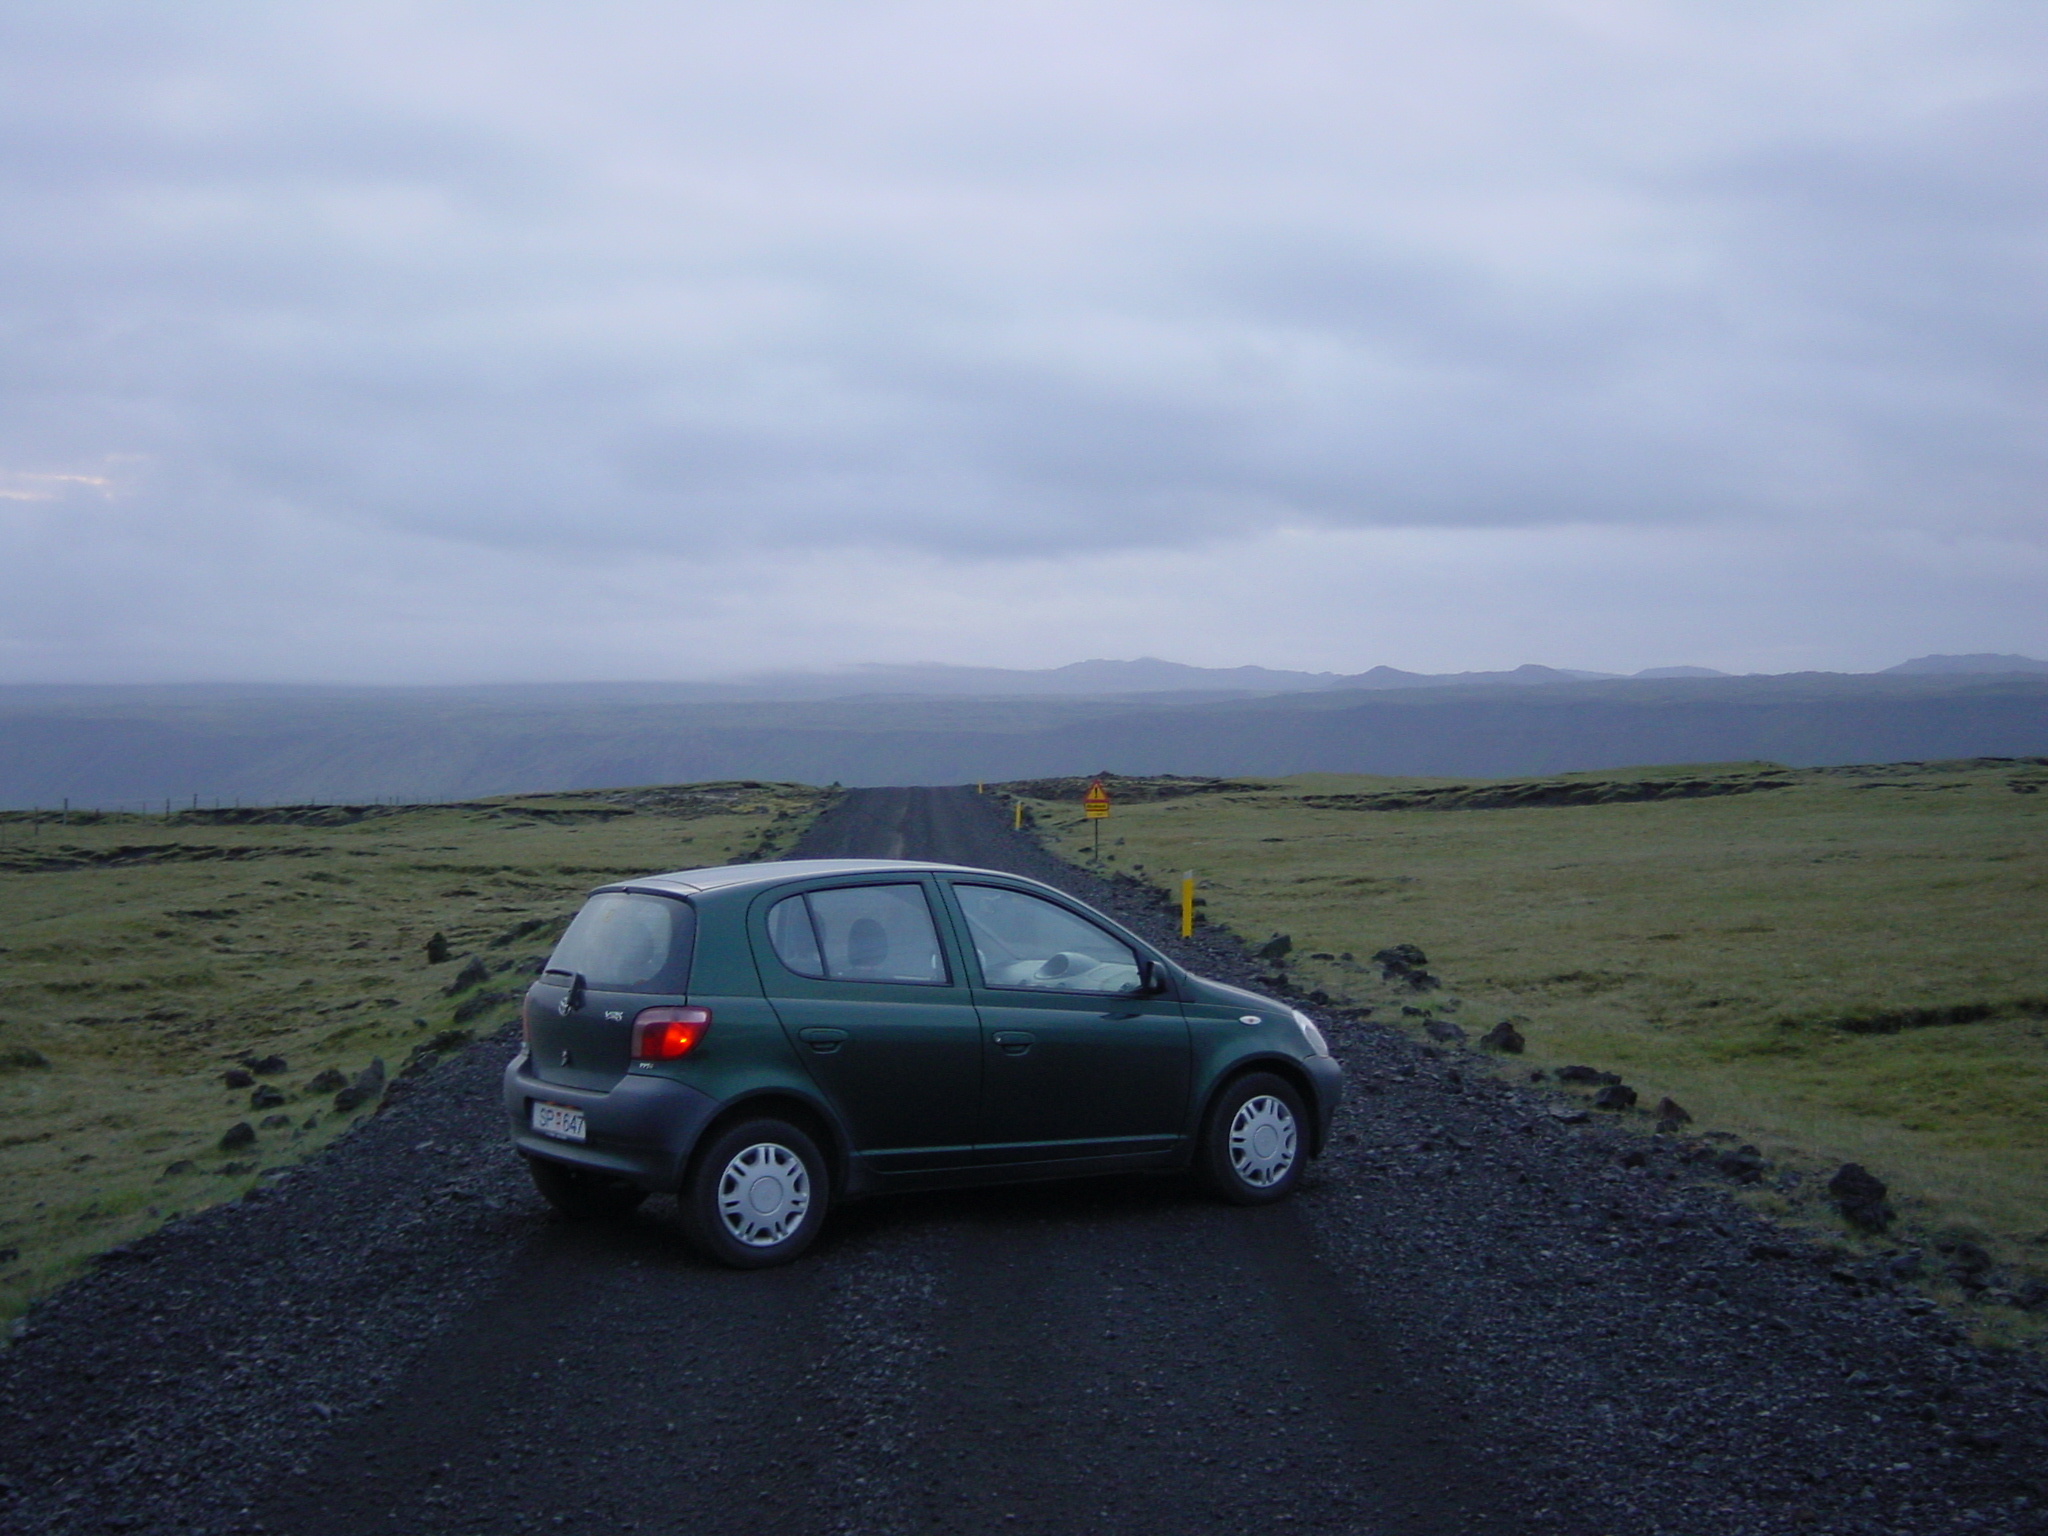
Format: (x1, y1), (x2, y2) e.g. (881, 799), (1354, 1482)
(1304, 1054), (1344, 1155)
(503, 1051), (721, 1192)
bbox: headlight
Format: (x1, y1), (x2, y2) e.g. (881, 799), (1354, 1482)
(1291, 1009), (1330, 1057)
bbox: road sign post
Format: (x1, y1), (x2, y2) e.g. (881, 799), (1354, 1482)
(1180, 871), (1196, 937)
(1082, 778), (1110, 859)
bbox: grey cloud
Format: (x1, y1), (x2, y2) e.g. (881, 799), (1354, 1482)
(1, 1), (2045, 674)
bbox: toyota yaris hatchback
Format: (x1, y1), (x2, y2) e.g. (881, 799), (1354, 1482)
(504, 859), (1343, 1267)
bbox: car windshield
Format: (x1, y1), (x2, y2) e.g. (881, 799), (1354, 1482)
(953, 884), (1142, 994)
(546, 892), (695, 993)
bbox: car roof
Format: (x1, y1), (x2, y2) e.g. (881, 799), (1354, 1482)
(607, 857), (1020, 898)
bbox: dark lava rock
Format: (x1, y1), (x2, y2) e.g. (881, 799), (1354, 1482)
(159, 1160), (196, 1178)
(1424, 1020), (1468, 1045)
(1255, 933), (1293, 963)
(1592, 1084), (1638, 1111)
(2014, 1277), (2048, 1311)
(1372, 943), (1428, 979)
(400, 1051), (440, 1080)
(218, 1122), (256, 1152)
(1715, 1145), (1766, 1183)
(1826, 1163), (1895, 1232)
(332, 1059), (387, 1113)
(303, 1068), (347, 1094)
(1937, 1238), (1993, 1279)
(1654, 1096), (1692, 1124)
(217, 1160), (254, 1176)
(249, 1086), (287, 1111)
(259, 1114), (292, 1131)
(1479, 1019), (1525, 1053)
(443, 957), (491, 996)
(424, 930), (450, 964)
(1556, 1065), (1614, 1085)
(242, 1054), (289, 1076)
(221, 1069), (255, 1090)
(0, 1247), (18, 1266)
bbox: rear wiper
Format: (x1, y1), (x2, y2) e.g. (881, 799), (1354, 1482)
(543, 968), (586, 1011)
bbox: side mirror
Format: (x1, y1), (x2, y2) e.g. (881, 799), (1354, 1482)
(1137, 958), (1170, 996)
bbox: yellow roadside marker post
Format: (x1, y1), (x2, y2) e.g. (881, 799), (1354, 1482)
(1013, 800), (1024, 831)
(1180, 872), (1196, 937)
(1083, 777), (1110, 860)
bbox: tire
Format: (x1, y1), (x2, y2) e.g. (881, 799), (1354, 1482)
(527, 1157), (650, 1219)
(1200, 1072), (1307, 1205)
(682, 1117), (830, 1269)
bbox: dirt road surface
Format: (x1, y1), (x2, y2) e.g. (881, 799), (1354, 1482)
(2, 788), (2044, 1536)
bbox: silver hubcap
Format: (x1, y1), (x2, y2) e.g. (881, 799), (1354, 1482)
(716, 1141), (811, 1247)
(1228, 1095), (1298, 1187)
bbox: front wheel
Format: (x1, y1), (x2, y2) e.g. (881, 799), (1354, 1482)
(527, 1157), (650, 1219)
(682, 1118), (830, 1269)
(1200, 1072), (1307, 1205)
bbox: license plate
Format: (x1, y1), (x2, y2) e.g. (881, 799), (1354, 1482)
(531, 1102), (586, 1142)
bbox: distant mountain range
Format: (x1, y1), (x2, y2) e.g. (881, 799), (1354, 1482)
(1, 658), (2043, 808)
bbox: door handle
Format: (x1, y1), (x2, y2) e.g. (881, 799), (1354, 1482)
(798, 1027), (849, 1054)
(992, 1031), (1035, 1056)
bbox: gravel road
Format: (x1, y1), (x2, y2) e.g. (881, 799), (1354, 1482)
(2, 786), (2044, 1536)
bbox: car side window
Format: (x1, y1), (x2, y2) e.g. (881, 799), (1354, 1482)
(766, 892), (826, 978)
(953, 884), (1142, 994)
(768, 884), (949, 985)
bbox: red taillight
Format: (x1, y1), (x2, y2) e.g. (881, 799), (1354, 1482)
(632, 1006), (710, 1061)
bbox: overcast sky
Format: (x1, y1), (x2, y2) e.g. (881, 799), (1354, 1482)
(2, 1), (2043, 683)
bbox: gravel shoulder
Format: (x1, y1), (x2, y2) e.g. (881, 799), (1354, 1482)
(0, 786), (2043, 1536)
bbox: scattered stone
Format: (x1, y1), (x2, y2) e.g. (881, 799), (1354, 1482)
(1654, 1096), (1692, 1125)
(1556, 1065), (1618, 1085)
(242, 1054), (289, 1076)
(0, 1045), (51, 1071)
(1371, 944), (1440, 990)
(221, 1069), (255, 1089)
(1424, 1020), (1467, 1045)
(1479, 1019), (1525, 1053)
(1827, 1163), (1896, 1232)
(2014, 1277), (2048, 1311)
(1592, 1084), (1638, 1111)
(249, 1085), (287, 1111)
(1255, 933), (1293, 963)
(1937, 1237), (1993, 1282)
(217, 1160), (254, 1176)
(1715, 1145), (1766, 1184)
(444, 956), (492, 995)
(1372, 942), (1427, 976)
(333, 1059), (387, 1113)
(159, 1159), (196, 1178)
(425, 931), (451, 964)
(1549, 1107), (1590, 1125)
(303, 1067), (347, 1094)
(452, 989), (518, 1026)
(259, 1113), (292, 1130)
(218, 1121), (256, 1151)
(0, 1246), (17, 1266)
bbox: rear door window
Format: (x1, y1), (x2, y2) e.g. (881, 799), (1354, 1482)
(766, 884), (949, 985)
(545, 892), (695, 993)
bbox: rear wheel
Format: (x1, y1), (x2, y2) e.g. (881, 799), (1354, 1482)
(527, 1157), (649, 1219)
(682, 1118), (830, 1269)
(1200, 1072), (1306, 1205)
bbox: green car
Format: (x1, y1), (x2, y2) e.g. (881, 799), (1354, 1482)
(504, 859), (1343, 1267)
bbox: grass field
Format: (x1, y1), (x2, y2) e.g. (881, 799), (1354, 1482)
(0, 782), (826, 1329)
(1018, 760), (2048, 1309)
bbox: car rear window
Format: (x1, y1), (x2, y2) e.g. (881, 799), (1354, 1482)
(545, 892), (695, 994)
